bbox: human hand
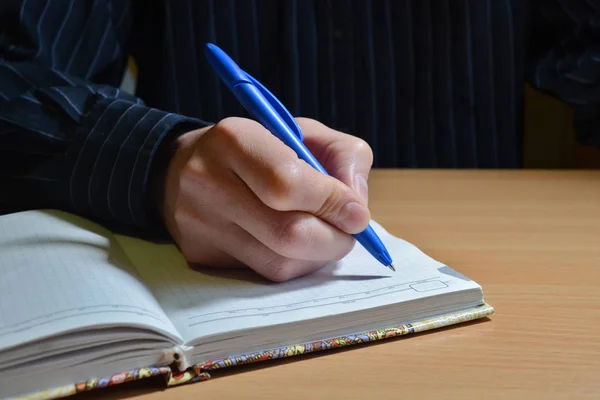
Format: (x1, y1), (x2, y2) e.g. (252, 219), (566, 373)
(161, 117), (373, 282)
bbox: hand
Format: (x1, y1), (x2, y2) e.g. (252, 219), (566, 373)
(161, 117), (373, 282)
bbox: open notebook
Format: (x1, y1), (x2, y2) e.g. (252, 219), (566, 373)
(0, 210), (493, 399)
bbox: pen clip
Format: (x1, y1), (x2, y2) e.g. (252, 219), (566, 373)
(244, 72), (303, 142)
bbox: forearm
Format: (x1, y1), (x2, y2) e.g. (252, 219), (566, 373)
(0, 0), (210, 235)
(0, 65), (208, 234)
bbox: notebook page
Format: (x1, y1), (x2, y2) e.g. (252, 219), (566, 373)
(0, 210), (182, 353)
(116, 221), (482, 343)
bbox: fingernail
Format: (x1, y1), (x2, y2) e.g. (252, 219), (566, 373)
(337, 202), (369, 234)
(354, 174), (369, 204)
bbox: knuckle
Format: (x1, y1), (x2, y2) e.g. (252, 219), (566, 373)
(263, 256), (296, 282)
(294, 117), (318, 128)
(262, 160), (304, 210)
(352, 137), (374, 164)
(214, 116), (244, 133)
(316, 182), (353, 219)
(271, 216), (313, 256)
(211, 117), (246, 150)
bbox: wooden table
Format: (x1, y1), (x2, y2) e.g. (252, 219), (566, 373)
(87, 170), (600, 399)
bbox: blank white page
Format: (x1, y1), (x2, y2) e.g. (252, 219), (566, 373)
(0, 210), (182, 352)
(116, 221), (482, 343)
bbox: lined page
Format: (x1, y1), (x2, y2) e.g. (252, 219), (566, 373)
(116, 221), (481, 343)
(0, 211), (182, 352)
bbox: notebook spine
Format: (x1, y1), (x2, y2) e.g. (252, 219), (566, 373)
(171, 345), (194, 371)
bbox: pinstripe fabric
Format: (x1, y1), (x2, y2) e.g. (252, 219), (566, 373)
(0, 0), (209, 234)
(1, 0), (599, 235)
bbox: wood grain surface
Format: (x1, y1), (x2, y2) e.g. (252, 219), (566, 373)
(80, 170), (600, 399)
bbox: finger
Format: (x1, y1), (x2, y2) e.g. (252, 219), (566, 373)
(223, 224), (330, 282)
(191, 165), (355, 262)
(296, 118), (373, 204)
(211, 118), (370, 235)
(185, 217), (328, 282)
(227, 173), (356, 261)
(167, 207), (243, 269)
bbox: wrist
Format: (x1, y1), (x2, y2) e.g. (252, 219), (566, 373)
(147, 133), (180, 227)
(147, 125), (212, 229)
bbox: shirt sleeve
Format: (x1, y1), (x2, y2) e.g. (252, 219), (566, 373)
(528, 1), (600, 148)
(0, 0), (209, 235)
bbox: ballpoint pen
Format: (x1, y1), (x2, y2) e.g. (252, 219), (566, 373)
(204, 43), (395, 272)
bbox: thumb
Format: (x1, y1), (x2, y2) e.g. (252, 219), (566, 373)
(289, 166), (371, 234)
(253, 158), (371, 235)
(296, 118), (373, 204)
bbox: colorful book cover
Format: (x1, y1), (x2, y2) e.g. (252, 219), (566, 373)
(11, 303), (494, 400)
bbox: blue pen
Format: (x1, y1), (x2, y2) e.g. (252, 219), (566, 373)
(205, 43), (395, 272)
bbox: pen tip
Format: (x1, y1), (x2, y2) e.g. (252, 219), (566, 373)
(388, 263), (395, 272)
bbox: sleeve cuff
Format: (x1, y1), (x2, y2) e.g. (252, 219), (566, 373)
(67, 97), (208, 234)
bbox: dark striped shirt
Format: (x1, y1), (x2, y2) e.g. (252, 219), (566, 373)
(1, 0), (599, 236)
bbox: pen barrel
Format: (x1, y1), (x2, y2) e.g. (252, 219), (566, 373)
(233, 84), (392, 268)
(232, 83), (328, 175)
(207, 42), (393, 270)
(354, 226), (393, 267)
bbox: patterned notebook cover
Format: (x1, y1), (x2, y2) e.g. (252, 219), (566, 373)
(11, 303), (494, 400)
